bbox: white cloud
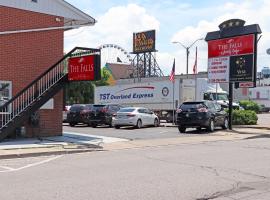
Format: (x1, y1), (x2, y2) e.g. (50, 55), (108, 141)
(65, 1), (270, 77)
(170, 0), (270, 74)
(64, 4), (159, 52)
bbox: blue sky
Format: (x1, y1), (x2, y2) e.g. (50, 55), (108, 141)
(65, 0), (270, 75)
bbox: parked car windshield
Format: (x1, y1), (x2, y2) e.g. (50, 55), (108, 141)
(118, 108), (135, 112)
(180, 102), (205, 111)
(70, 105), (85, 112)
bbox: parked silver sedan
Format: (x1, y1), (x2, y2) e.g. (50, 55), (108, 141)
(112, 107), (159, 129)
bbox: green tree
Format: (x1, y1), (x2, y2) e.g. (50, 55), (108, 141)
(65, 81), (94, 104)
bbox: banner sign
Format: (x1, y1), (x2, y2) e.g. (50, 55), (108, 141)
(68, 55), (101, 81)
(208, 56), (229, 83)
(207, 34), (255, 83)
(133, 30), (156, 53)
(208, 34), (254, 58)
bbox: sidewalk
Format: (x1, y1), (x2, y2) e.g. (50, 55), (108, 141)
(0, 124), (269, 159)
(0, 132), (128, 159)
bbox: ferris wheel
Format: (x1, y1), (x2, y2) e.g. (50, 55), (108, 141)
(98, 44), (133, 68)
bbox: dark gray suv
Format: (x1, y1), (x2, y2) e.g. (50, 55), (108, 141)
(176, 101), (228, 133)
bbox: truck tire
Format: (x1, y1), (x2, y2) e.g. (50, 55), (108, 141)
(178, 126), (186, 133)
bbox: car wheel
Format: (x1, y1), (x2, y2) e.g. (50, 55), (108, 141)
(69, 122), (75, 127)
(178, 126), (186, 133)
(196, 127), (202, 131)
(222, 118), (228, 129)
(154, 118), (159, 127)
(115, 125), (120, 129)
(207, 119), (215, 132)
(92, 123), (97, 128)
(136, 119), (142, 129)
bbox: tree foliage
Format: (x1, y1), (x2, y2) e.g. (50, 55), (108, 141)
(239, 100), (261, 114)
(65, 81), (94, 104)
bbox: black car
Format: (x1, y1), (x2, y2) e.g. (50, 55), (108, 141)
(83, 104), (122, 127)
(176, 101), (228, 133)
(67, 104), (89, 127)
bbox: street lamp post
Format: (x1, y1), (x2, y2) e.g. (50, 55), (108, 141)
(173, 38), (203, 75)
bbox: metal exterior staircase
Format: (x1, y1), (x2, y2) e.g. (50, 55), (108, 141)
(0, 47), (99, 141)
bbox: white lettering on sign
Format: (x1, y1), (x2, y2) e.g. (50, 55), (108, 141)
(239, 82), (254, 88)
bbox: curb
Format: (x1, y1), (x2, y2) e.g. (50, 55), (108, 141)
(233, 125), (270, 130)
(161, 124), (270, 130)
(0, 146), (103, 160)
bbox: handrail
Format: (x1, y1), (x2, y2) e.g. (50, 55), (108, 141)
(0, 47), (99, 107)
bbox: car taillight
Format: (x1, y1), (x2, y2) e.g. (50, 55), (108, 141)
(176, 108), (182, 113)
(127, 114), (135, 117)
(197, 108), (208, 112)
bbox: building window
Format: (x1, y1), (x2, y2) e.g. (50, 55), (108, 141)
(0, 81), (12, 106)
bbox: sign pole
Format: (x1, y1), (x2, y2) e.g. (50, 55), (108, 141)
(228, 82), (233, 130)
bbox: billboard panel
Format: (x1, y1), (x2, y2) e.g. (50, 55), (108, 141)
(133, 30), (156, 53)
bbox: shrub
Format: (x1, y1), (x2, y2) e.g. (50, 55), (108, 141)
(232, 110), (258, 125)
(239, 100), (261, 113)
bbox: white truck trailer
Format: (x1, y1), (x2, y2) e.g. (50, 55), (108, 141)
(94, 78), (231, 122)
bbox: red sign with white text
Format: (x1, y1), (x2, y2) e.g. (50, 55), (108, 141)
(208, 34), (254, 58)
(239, 82), (254, 88)
(68, 55), (95, 81)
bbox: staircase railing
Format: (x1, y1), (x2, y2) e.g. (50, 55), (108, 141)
(0, 47), (99, 133)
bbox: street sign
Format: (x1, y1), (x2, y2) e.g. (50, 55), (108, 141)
(68, 55), (101, 81)
(207, 34), (255, 83)
(239, 82), (254, 88)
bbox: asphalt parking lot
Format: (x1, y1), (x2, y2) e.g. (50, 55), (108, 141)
(63, 123), (225, 141)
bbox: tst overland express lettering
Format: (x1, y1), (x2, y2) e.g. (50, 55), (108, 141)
(99, 93), (154, 100)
